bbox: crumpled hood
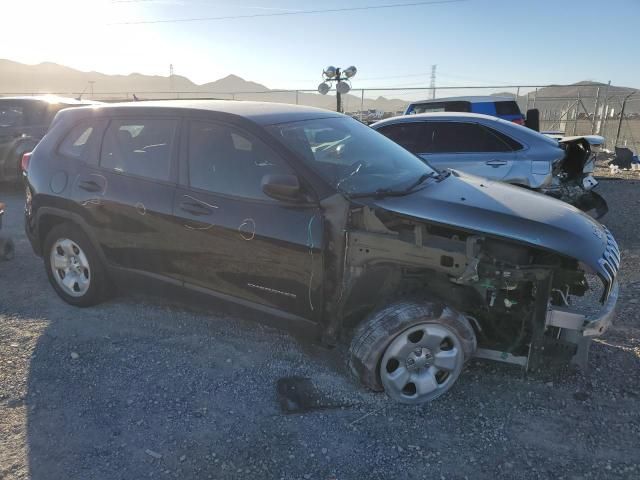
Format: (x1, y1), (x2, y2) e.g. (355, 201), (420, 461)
(362, 170), (609, 273)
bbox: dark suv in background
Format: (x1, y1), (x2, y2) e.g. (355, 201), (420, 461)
(0, 96), (98, 182)
(24, 101), (619, 404)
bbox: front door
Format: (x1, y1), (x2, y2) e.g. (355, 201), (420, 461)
(173, 119), (323, 321)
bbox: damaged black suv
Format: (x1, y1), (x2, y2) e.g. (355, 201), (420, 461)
(25, 101), (620, 404)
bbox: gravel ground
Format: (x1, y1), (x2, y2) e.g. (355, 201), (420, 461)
(0, 180), (639, 480)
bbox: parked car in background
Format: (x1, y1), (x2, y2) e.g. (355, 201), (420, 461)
(0, 96), (99, 182)
(404, 96), (526, 125)
(372, 112), (608, 218)
(24, 101), (619, 404)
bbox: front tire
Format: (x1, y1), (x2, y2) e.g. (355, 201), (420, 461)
(348, 300), (476, 404)
(43, 223), (109, 307)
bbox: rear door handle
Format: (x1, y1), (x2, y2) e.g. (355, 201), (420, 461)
(180, 201), (212, 216)
(485, 160), (507, 167)
(78, 180), (103, 192)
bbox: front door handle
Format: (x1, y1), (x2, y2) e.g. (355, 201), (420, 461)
(78, 180), (103, 192)
(180, 201), (212, 216)
(485, 160), (507, 167)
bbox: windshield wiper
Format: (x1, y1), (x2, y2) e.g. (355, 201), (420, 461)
(403, 172), (434, 192)
(349, 172), (436, 199)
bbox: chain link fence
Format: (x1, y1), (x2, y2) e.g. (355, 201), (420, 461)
(3, 84), (638, 151)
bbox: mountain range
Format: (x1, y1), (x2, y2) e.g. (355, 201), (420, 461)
(0, 59), (637, 114)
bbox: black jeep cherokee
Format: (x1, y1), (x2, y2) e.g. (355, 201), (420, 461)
(24, 101), (620, 404)
(0, 96), (98, 182)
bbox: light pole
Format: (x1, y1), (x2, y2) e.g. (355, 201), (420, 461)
(318, 66), (357, 113)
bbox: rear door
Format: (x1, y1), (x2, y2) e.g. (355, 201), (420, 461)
(173, 119), (322, 320)
(418, 121), (515, 179)
(73, 116), (182, 280)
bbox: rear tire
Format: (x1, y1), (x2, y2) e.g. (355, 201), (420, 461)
(348, 300), (476, 404)
(43, 223), (110, 307)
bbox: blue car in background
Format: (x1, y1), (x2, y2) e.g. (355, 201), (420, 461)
(405, 96), (526, 125)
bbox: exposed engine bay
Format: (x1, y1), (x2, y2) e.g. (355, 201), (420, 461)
(326, 204), (618, 370)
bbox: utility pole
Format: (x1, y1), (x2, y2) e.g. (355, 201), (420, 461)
(169, 64), (175, 92)
(429, 64), (437, 99)
(88, 81), (95, 98)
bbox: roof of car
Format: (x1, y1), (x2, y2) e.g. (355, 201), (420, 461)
(408, 96), (516, 105)
(68, 100), (342, 126)
(0, 95), (100, 105)
(371, 111), (504, 128)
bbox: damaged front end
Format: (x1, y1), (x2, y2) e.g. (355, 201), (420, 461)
(542, 136), (608, 219)
(330, 201), (620, 371)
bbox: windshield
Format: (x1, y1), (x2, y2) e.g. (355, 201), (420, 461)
(267, 116), (436, 195)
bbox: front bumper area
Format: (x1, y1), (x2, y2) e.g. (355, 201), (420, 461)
(545, 280), (619, 369)
(546, 280), (619, 337)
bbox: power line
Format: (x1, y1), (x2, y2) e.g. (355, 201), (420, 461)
(109, 0), (468, 25)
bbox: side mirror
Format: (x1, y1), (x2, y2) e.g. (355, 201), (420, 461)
(262, 174), (301, 201)
(525, 108), (540, 132)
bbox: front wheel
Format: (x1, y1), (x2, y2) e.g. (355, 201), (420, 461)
(349, 300), (476, 404)
(43, 223), (110, 307)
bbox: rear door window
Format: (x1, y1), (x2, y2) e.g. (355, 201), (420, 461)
(430, 122), (513, 153)
(100, 118), (178, 182)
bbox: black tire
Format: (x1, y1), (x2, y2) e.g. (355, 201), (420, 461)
(348, 299), (477, 392)
(43, 223), (110, 307)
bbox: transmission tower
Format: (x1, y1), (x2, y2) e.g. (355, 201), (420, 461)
(429, 64), (437, 99)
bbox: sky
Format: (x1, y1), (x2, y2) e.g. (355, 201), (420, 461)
(2, 0), (639, 95)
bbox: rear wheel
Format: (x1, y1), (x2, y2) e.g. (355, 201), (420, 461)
(349, 300), (476, 404)
(44, 224), (109, 307)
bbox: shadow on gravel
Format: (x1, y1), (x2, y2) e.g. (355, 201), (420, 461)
(18, 294), (640, 479)
(21, 288), (358, 480)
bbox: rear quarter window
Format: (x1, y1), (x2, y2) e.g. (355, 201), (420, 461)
(494, 101), (522, 116)
(486, 126), (523, 151)
(58, 123), (97, 160)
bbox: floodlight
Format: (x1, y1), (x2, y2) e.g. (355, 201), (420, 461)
(336, 81), (351, 95)
(323, 66), (337, 79)
(318, 82), (331, 95)
(344, 66), (357, 78)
